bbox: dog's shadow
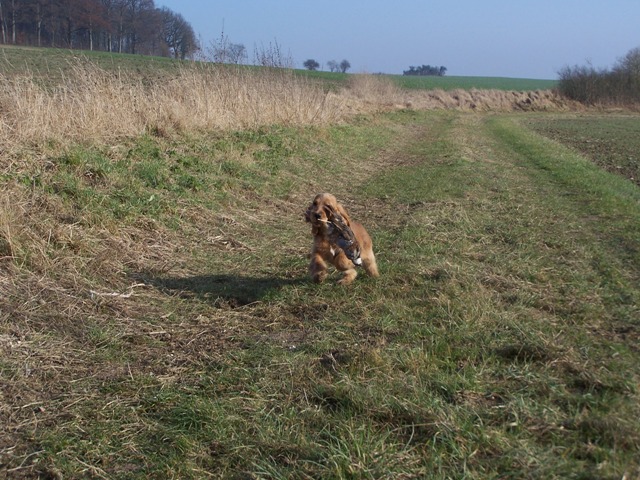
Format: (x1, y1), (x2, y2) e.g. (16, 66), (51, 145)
(140, 272), (303, 307)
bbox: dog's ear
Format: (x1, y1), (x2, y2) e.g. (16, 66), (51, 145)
(305, 205), (321, 237)
(335, 203), (352, 226)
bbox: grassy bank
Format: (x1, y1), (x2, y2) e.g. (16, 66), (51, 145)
(1, 108), (639, 478)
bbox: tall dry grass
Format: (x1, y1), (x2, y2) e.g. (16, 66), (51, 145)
(346, 74), (406, 107)
(0, 62), (351, 152)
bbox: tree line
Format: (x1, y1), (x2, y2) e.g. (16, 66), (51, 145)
(558, 47), (640, 105)
(303, 58), (351, 73)
(403, 65), (447, 77)
(0, 0), (198, 59)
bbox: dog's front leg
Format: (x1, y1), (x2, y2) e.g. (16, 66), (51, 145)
(310, 253), (329, 283)
(334, 252), (358, 285)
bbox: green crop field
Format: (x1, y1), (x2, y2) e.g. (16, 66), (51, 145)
(393, 74), (557, 91)
(1, 47), (639, 479)
(0, 45), (193, 87)
(2, 45), (557, 92)
(298, 70), (558, 92)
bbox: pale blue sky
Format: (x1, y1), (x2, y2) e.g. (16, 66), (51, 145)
(157, 0), (639, 79)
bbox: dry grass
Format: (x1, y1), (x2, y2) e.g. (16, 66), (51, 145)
(0, 62), (349, 151)
(0, 194), (18, 259)
(346, 73), (406, 107)
(405, 87), (581, 112)
(342, 76), (575, 113)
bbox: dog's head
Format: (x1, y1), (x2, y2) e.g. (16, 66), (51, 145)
(305, 193), (332, 226)
(304, 193), (351, 235)
(305, 193), (349, 229)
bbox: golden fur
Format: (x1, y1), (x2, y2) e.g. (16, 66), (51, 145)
(304, 193), (379, 284)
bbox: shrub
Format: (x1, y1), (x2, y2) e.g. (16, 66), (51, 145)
(558, 46), (640, 106)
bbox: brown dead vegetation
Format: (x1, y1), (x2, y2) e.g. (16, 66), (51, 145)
(0, 63), (346, 152)
(403, 87), (581, 112)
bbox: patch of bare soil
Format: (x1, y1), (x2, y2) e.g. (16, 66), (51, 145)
(527, 118), (640, 186)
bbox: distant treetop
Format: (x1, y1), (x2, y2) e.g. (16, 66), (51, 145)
(404, 65), (447, 77)
(303, 59), (320, 71)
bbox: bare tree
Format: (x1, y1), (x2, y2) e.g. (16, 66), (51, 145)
(0, 0), (15, 44)
(253, 39), (293, 68)
(0, 0), (23, 44)
(0, 0), (197, 58)
(615, 47), (640, 76)
(24, 0), (49, 47)
(159, 7), (197, 59)
(227, 43), (246, 64)
(55, 0), (77, 47)
(4, 0), (17, 44)
(209, 31), (246, 64)
(123, 0), (154, 54)
(327, 59), (338, 72)
(98, 0), (116, 51)
(558, 46), (640, 105)
(80, 0), (109, 50)
(111, 0), (127, 52)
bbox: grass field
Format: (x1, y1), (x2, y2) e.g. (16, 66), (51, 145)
(0, 45), (185, 83)
(393, 75), (557, 91)
(0, 46), (572, 155)
(1, 46), (639, 479)
(295, 70), (557, 92)
(1, 45), (557, 93)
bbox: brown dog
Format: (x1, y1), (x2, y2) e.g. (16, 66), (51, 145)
(304, 193), (379, 284)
